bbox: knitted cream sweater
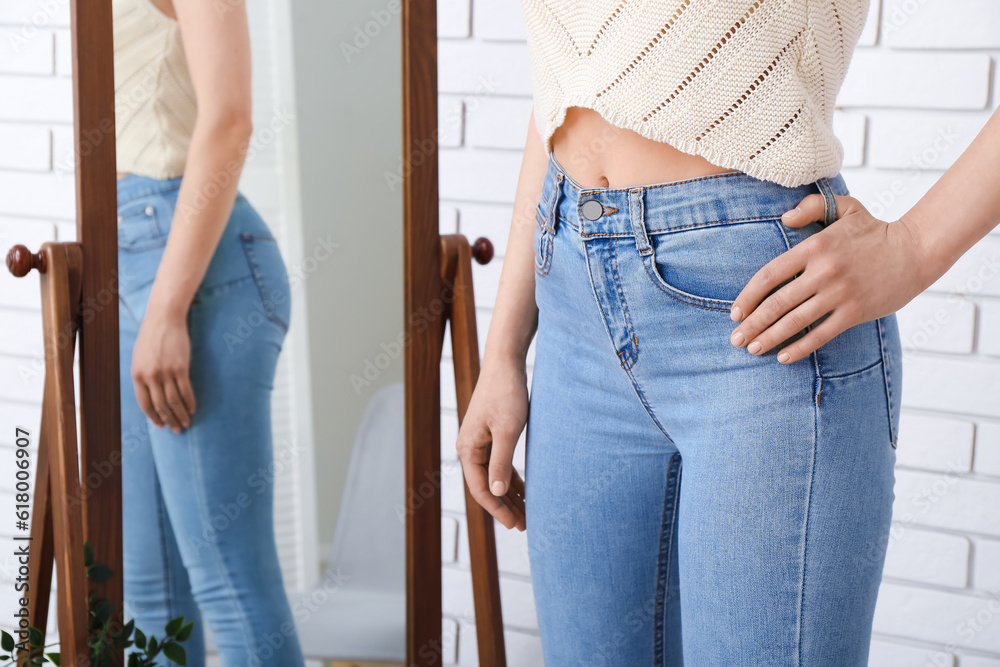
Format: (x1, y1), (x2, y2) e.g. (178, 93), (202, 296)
(520, 1), (869, 187)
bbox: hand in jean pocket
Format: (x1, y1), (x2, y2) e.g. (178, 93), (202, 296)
(728, 192), (932, 364)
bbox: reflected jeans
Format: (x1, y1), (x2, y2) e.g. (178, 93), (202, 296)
(117, 174), (304, 667)
(525, 152), (901, 666)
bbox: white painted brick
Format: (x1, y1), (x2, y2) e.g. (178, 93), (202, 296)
(466, 97), (532, 150)
(442, 617), (460, 665)
(0, 29), (53, 75)
(441, 203), (460, 236)
(470, 255), (504, 312)
(0, 357), (43, 406)
(0, 218), (56, 309)
(438, 0), (471, 39)
(442, 408), (460, 462)
(838, 52), (990, 110)
(0, 0), (70, 26)
(439, 96), (465, 149)
(902, 356), (1000, 420)
(833, 111), (866, 168)
(858, 0), (881, 46)
(884, 524), (970, 587)
(442, 357), (457, 410)
(0, 171), (75, 218)
(840, 167), (939, 223)
(443, 517), (459, 563)
(869, 639), (955, 667)
(473, 0), (527, 41)
(0, 309), (43, 358)
(874, 583), (1000, 653)
(868, 111), (991, 171)
(441, 459), (466, 514)
(54, 28), (70, 76)
(897, 293), (976, 355)
(980, 301), (1000, 359)
(974, 539), (1000, 592)
(439, 149), (522, 203)
(893, 469), (1000, 537)
(500, 629), (543, 667)
(438, 41), (532, 96)
(931, 237), (1000, 298)
(457, 203), (511, 257)
(55, 221), (74, 241)
(959, 657), (1000, 667)
(0, 123), (50, 171)
(50, 123), (74, 176)
(883, 0), (1000, 48)
(0, 74), (72, 122)
(975, 423), (1000, 478)
(896, 412), (974, 472)
(499, 576), (536, 630)
(443, 566), (476, 620)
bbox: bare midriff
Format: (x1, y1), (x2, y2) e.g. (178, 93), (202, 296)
(549, 106), (739, 189)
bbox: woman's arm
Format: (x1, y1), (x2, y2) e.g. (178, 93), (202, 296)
(728, 107), (1000, 363)
(130, 0), (253, 433)
(454, 108), (549, 531)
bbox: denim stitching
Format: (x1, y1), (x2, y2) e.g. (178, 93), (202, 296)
(623, 366), (677, 445)
(796, 372), (821, 666)
(876, 318), (898, 449)
(152, 471), (177, 625)
(639, 255), (732, 312)
(239, 233), (290, 332)
(574, 214), (789, 238)
(186, 413), (258, 654)
(608, 239), (638, 369)
(653, 452), (681, 667)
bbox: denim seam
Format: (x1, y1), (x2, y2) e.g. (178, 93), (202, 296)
(876, 318), (898, 449)
(240, 233), (290, 332)
(187, 420), (258, 653)
(623, 367), (677, 445)
(153, 472), (177, 625)
(639, 256), (732, 312)
(816, 356), (883, 381)
(573, 214), (788, 238)
(653, 452), (681, 667)
(797, 360), (822, 665)
(117, 176), (184, 205)
(608, 239), (638, 370)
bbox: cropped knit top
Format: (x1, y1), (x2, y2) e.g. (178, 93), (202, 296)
(520, 1), (869, 188)
(112, 0), (197, 179)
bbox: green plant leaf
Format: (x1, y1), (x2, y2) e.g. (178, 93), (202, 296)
(164, 617), (184, 637)
(31, 656), (44, 664)
(133, 629), (146, 650)
(0, 655), (11, 661)
(162, 642), (185, 667)
(83, 541), (94, 568)
(147, 636), (158, 656)
(0, 630), (13, 652)
(44, 653), (60, 666)
(174, 622), (194, 643)
(86, 564), (114, 582)
(27, 627), (43, 647)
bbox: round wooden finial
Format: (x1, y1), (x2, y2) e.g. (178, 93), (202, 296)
(471, 237), (494, 265)
(6, 244), (46, 277)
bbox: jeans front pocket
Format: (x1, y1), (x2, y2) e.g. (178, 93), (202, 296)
(877, 313), (902, 449)
(643, 218), (792, 311)
(239, 232), (292, 333)
(118, 196), (169, 252)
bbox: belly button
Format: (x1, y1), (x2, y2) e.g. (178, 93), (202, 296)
(598, 176), (609, 187)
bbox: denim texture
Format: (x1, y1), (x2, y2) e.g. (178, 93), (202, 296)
(526, 152), (902, 666)
(117, 174), (304, 667)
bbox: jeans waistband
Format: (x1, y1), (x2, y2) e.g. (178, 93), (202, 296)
(542, 150), (849, 239)
(117, 173), (185, 208)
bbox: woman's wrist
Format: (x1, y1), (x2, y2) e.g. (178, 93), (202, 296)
(896, 208), (963, 293)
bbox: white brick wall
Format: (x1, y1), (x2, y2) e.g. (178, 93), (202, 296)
(438, 1), (1000, 664)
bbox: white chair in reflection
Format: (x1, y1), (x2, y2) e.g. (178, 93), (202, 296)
(294, 381), (406, 665)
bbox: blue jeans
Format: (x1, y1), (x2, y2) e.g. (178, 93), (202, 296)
(117, 175), (304, 667)
(525, 152), (901, 666)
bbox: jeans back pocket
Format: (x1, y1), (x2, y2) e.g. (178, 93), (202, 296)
(239, 232), (292, 333)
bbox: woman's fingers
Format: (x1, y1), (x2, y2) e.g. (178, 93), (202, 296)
(741, 294), (834, 360)
(146, 377), (183, 433)
(163, 375), (192, 429)
(457, 425), (521, 530)
(731, 269), (818, 350)
(780, 193), (831, 228)
(776, 309), (854, 364)
(133, 377), (164, 428)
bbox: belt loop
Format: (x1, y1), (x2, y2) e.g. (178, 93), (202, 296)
(628, 188), (651, 256)
(816, 177), (838, 227)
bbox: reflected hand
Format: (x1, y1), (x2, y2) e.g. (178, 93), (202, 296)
(729, 193), (932, 364)
(456, 361), (528, 531)
(131, 307), (197, 433)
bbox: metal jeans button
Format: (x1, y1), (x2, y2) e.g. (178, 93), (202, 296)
(581, 199), (603, 221)
(145, 205), (155, 216)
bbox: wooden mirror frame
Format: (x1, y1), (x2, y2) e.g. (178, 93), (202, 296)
(59, 1), (448, 665)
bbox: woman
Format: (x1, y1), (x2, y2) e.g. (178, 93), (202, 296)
(114, 0), (304, 664)
(456, 3), (1000, 665)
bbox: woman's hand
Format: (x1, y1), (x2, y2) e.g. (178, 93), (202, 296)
(131, 307), (197, 433)
(729, 193), (934, 364)
(455, 360), (529, 531)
